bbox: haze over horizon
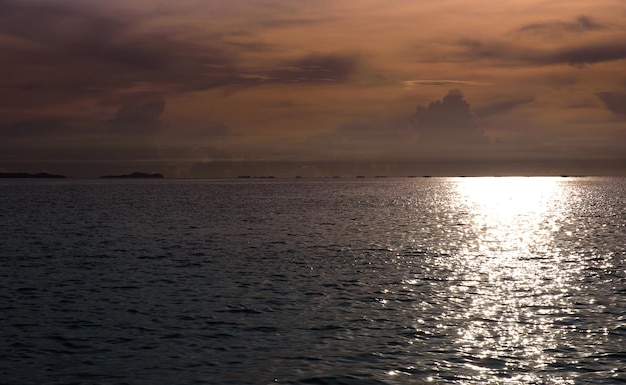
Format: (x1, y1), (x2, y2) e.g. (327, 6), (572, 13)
(1, 0), (625, 177)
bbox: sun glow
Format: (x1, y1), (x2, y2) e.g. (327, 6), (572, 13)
(456, 176), (562, 225)
(454, 176), (566, 258)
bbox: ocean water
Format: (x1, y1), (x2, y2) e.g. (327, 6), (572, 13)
(0, 177), (625, 385)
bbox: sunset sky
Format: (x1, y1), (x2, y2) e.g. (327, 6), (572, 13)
(1, 0), (625, 177)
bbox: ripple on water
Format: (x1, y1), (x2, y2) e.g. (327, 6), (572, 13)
(0, 178), (625, 384)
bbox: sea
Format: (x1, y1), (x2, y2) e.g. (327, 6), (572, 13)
(1, 177), (625, 385)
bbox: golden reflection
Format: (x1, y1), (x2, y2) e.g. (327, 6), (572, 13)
(444, 177), (576, 384)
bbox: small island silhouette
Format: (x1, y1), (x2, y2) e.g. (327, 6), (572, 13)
(100, 172), (164, 179)
(0, 172), (66, 178)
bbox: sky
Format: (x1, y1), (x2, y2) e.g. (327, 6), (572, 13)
(1, 0), (626, 177)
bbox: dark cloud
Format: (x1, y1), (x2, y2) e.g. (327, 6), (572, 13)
(475, 97), (535, 118)
(458, 38), (626, 66)
(107, 100), (165, 135)
(413, 89), (489, 145)
(546, 41), (626, 66)
(0, 0), (237, 108)
(517, 16), (607, 35)
(0, 0), (117, 45)
(597, 92), (626, 115)
(0, 0), (363, 115)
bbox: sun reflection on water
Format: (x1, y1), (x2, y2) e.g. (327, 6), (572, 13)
(442, 177), (578, 383)
(457, 177), (565, 255)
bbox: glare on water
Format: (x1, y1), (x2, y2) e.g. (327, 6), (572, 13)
(426, 177), (598, 384)
(456, 176), (568, 257)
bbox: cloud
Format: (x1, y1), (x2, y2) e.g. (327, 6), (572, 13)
(474, 97), (535, 118)
(546, 41), (626, 66)
(0, 0), (364, 118)
(413, 89), (488, 145)
(597, 92), (626, 116)
(457, 38), (626, 66)
(107, 100), (166, 135)
(517, 16), (607, 35)
(0, 0), (237, 108)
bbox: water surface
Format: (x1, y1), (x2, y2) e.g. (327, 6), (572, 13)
(1, 177), (625, 384)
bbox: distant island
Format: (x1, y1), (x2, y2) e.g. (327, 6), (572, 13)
(100, 172), (164, 179)
(0, 172), (66, 178)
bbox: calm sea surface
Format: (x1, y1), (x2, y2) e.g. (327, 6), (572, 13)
(1, 177), (625, 384)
